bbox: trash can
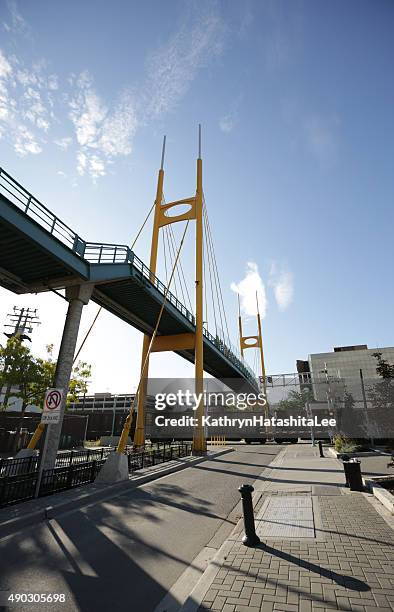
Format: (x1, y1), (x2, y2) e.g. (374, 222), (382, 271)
(343, 459), (363, 491)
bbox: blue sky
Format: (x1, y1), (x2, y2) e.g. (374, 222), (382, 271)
(0, 0), (393, 392)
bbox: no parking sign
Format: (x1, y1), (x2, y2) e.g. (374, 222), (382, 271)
(41, 388), (64, 423)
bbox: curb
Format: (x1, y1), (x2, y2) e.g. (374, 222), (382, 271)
(0, 447), (234, 539)
(327, 447), (382, 459)
(364, 477), (394, 515)
(179, 446), (289, 612)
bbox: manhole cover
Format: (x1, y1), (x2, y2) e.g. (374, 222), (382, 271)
(255, 496), (315, 538)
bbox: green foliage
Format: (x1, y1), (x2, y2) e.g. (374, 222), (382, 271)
(276, 387), (315, 412)
(0, 338), (91, 411)
(372, 352), (394, 379)
(333, 434), (357, 453)
(365, 354), (394, 432)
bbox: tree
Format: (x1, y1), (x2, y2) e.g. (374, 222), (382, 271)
(0, 338), (91, 447)
(0, 337), (45, 412)
(372, 352), (394, 379)
(39, 344), (91, 404)
(276, 388), (315, 412)
(367, 353), (394, 438)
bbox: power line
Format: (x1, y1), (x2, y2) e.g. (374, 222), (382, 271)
(4, 306), (40, 342)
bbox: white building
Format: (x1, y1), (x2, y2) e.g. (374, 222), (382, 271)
(309, 344), (394, 381)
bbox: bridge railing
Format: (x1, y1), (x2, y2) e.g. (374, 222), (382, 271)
(83, 242), (133, 264)
(0, 167), (86, 255)
(0, 167), (258, 386)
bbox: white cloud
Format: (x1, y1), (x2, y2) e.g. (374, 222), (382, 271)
(269, 263), (294, 311)
(5, 0), (30, 37)
(231, 261), (267, 317)
(0, 50), (12, 78)
(304, 114), (339, 165)
(14, 125), (42, 156)
(0, 49), (57, 155)
(54, 137), (72, 150)
(219, 94), (242, 134)
(1, 2), (225, 179)
(68, 73), (138, 179)
(219, 112), (235, 133)
(76, 151), (87, 175)
(100, 92), (137, 156)
(143, 7), (225, 118)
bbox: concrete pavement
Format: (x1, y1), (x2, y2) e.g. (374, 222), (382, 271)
(0, 443), (281, 612)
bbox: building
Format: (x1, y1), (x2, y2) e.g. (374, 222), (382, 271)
(301, 344), (394, 381)
(68, 393), (136, 412)
(296, 344), (394, 409)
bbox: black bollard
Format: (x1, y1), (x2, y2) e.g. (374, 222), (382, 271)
(238, 484), (260, 547)
(318, 440), (324, 458)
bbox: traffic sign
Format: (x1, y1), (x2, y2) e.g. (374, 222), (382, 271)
(41, 388), (64, 423)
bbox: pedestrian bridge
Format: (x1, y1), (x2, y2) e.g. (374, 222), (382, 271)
(0, 167), (258, 391)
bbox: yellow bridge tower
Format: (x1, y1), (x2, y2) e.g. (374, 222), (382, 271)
(134, 128), (206, 454)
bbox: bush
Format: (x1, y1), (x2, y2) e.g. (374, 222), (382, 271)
(334, 435), (357, 453)
(84, 438), (101, 448)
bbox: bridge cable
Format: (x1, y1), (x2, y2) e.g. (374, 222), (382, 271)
(73, 202), (156, 364)
(167, 225), (191, 313)
(129, 221), (190, 422)
(161, 193), (193, 315)
(164, 226), (180, 299)
(203, 202), (224, 340)
(203, 202), (226, 345)
(203, 197), (231, 348)
(203, 212), (219, 337)
(202, 238), (208, 331)
(168, 223), (193, 314)
(162, 227), (169, 285)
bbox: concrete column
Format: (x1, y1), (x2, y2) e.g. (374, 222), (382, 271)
(43, 284), (93, 470)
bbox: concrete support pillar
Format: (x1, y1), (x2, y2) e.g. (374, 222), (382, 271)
(43, 284), (93, 470)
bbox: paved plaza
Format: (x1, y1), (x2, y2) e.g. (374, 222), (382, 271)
(187, 445), (394, 612)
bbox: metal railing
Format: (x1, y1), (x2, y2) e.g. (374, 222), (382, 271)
(40, 461), (103, 496)
(263, 372), (343, 388)
(0, 167), (258, 387)
(0, 447), (113, 476)
(0, 443), (193, 507)
(126, 442), (192, 472)
(0, 167), (86, 255)
(0, 455), (38, 477)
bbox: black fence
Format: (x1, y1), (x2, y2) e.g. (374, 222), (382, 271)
(0, 447), (113, 477)
(0, 442), (192, 508)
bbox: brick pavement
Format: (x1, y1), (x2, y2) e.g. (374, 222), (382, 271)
(194, 445), (394, 612)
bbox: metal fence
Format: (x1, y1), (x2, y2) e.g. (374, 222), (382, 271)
(0, 443), (192, 508)
(263, 373), (394, 440)
(0, 447), (113, 477)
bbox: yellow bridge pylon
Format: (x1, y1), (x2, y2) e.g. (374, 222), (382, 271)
(238, 292), (269, 425)
(133, 128), (206, 454)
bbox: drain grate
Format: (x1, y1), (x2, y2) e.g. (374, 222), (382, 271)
(255, 496), (315, 538)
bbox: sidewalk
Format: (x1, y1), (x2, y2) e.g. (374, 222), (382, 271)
(0, 447), (232, 539)
(183, 444), (394, 612)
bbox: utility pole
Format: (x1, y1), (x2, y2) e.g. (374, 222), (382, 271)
(4, 306), (40, 341)
(2, 307), (40, 408)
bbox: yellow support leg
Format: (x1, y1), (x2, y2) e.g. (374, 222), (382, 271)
(27, 422), (45, 450)
(117, 409), (134, 454)
(192, 150), (207, 455)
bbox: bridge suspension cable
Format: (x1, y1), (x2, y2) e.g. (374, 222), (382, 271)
(202, 196), (231, 349)
(119, 219), (190, 451)
(73, 200), (156, 364)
